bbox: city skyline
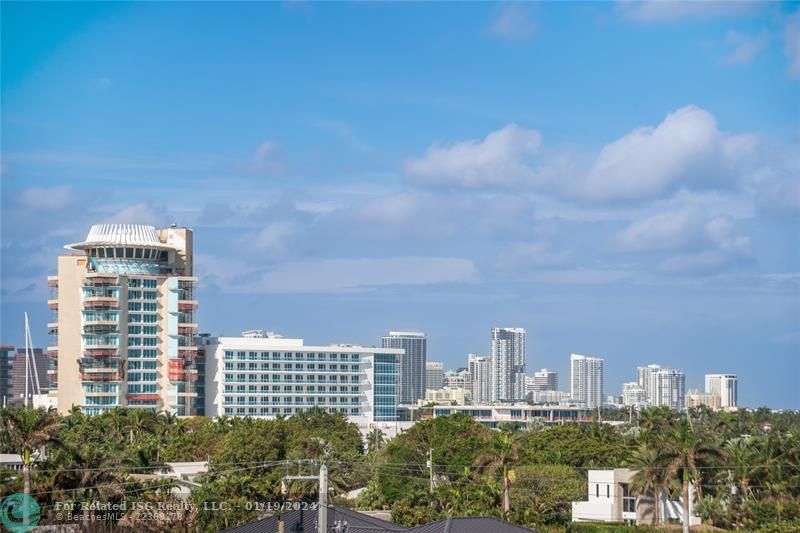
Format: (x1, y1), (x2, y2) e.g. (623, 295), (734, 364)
(1, 2), (798, 409)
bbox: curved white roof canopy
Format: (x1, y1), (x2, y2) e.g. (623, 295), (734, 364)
(65, 224), (177, 251)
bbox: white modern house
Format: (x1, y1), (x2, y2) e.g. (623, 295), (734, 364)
(572, 469), (702, 526)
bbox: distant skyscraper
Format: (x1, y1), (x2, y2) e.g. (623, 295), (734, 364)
(650, 368), (686, 410)
(532, 368), (558, 391)
(637, 364), (662, 404)
(10, 348), (50, 405)
(382, 331), (427, 404)
(570, 354), (604, 409)
(426, 361), (444, 391)
(468, 354), (491, 404)
(0, 346), (14, 406)
(705, 374), (737, 408)
(490, 327), (526, 402)
(443, 368), (471, 389)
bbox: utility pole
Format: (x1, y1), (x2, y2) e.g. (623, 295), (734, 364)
(282, 461), (328, 533)
(319, 464), (328, 533)
(427, 448), (433, 493)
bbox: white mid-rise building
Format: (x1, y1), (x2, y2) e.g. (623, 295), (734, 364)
(205, 334), (403, 425)
(491, 327), (526, 402)
(705, 374), (737, 408)
(531, 368), (558, 391)
(468, 354), (491, 404)
(571, 354), (604, 409)
(622, 382), (648, 408)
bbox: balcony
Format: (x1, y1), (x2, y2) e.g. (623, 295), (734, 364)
(84, 274), (119, 285)
(126, 393), (160, 402)
(83, 300), (119, 310)
(46, 349), (58, 359)
(48, 278), (59, 288)
(81, 372), (123, 382)
(47, 299), (58, 310)
(177, 300), (198, 312)
(83, 348), (119, 357)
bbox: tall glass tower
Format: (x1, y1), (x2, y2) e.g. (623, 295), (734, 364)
(382, 331), (426, 404)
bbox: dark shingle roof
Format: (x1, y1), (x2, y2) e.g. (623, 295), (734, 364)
(406, 517), (539, 533)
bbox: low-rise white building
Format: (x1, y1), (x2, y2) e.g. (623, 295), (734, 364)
(204, 334), (403, 427)
(428, 403), (591, 430)
(572, 469), (702, 526)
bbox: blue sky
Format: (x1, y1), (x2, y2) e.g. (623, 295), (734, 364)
(1, 1), (798, 408)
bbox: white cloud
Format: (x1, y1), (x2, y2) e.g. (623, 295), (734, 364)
(615, 208), (706, 252)
(405, 124), (542, 188)
(783, 12), (800, 78)
(18, 185), (76, 210)
(250, 221), (298, 255)
(102, 203), (163, 225)
(488, 4), (536, 42)
(206, 256), (478, 293)
(580, 105), (758, 201)
(495, 241), (572, 272)
(614, 207), (752, 274)
(618, 0), (760, 23)
(723, 30), (767, 65)
(237, 141), (284, 177)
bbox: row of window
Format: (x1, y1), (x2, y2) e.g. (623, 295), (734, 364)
(128, 313), (157, 323)
(224, 351), (363, 362)
(128, 325), (158, 335)
(128, 360), (158, 370)
(128, 278), (158, 288)
(128, 302), (157, 312)
(83, 311), (119, 322)
(128, 384), (158, 393)
(224, 363), (360, 372)
(128, 372), (158, 382)
(224, 396), (360, 405)
(127, 290), (157, 300)
(128, 337), (158, 346)
(224, 385), (360, 393)
(88, 247), (168, 261)
(128, 349), (158, 358)
(223, 374), (361, 383)
(223, 407), (360, 416)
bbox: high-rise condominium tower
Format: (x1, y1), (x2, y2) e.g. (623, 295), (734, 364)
(426, 361), (444, 391)
(650, 368), (686, 410)
(468, 354), (491, 404)
(490, 327), (526, 402)
(637, 364), (662, 404)
(570, 354), (604, 409)
(382, 331), (426, 404)
(705, 374), (737, 408)
(51, 224), (201, 415)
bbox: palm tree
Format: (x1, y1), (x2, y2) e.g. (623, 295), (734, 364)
(474, 431), (518, 516)
(0, 406), (61, 496)
(663, 418), (725, 533)
(367, 429), (385, 454)
(630, 444), (666, 525)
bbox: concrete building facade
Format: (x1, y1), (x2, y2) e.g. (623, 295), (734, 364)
(468, 354), (491, 405)
(490, 327), (526, 402)
(571, 354), (604, 409)
(52, 224), (201, 415)
(705, 374), (737, 408)
(426, 361), (444, 391)
(205, 334), (402, 424)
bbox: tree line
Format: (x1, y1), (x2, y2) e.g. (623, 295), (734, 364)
(1, 405), (798, 532)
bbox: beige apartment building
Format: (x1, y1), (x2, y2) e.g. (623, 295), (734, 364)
(49, 224), (201, 415)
